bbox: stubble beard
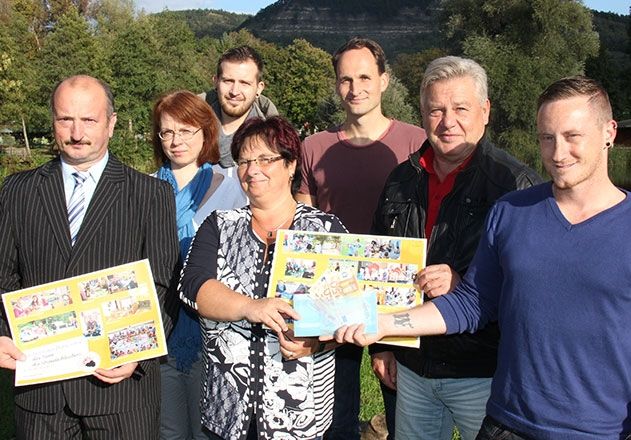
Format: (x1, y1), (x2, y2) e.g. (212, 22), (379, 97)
(219, 94), (256, 119)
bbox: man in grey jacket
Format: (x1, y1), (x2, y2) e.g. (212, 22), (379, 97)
(200, 45), (278, 184)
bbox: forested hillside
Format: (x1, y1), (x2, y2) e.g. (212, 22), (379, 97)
(155, 9), (249, 39)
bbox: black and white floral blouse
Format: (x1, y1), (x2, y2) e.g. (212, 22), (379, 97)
(179, 203), (346, 440)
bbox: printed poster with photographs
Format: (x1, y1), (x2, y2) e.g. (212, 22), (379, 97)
(268, 230), (427, 347)
(2, 260), (167, 386)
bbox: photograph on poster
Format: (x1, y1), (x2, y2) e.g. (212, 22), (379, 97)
(357, 261), (418, 283)
(106, 271), (139, 293)
(283, 232), (342, 255)
(79, 270), (139, 301)
(108, 321), (159, 360)
(18, 311), (79, 343)
(340, 237), (402, 260)
(327, 258), (359, 273)
(80, 309), (103, 338)
(364, 284), (418, 307)
(11, 287), (73, 318)
(284, 258), (317, 279)
(102, 296), (151, 320)
(275, 281), (310, 300)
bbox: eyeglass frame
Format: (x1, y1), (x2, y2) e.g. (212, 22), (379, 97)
(236, 155), (285, 169)
(158, 127), (202, 142)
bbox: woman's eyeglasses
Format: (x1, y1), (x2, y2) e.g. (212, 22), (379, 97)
(236, 155), (284, 169)
(158, 127), (201, 142)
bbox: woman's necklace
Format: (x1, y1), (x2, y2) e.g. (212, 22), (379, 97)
(252, 208), (295, 239)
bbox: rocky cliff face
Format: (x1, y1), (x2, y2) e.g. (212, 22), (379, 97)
(239, 0), (444, 56)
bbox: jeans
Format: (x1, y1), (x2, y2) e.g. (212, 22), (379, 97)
(324, 344), (362, 440)
(160, 355), (209, 440)
(475, 416), (531, 440)
(395, 363), (492, 440)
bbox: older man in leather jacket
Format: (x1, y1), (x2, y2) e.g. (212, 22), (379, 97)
(370, 56), (541, 440)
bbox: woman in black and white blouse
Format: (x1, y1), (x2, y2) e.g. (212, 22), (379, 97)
(179, 116), (346, 440)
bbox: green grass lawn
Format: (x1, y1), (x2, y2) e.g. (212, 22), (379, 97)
(359, 348), (386, 421)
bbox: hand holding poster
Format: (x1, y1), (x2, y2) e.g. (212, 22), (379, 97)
(2, 260), (167, 386)
(268, 230), (426, 347)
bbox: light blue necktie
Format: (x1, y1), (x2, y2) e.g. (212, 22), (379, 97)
(68, 171), (88, 245)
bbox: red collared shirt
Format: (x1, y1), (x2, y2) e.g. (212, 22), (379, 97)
(419, 147), (473, 239)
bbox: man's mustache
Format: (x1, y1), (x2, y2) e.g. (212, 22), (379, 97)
(64, 140), (91, 146)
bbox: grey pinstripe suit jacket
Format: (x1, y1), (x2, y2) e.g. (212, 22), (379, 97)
(0, 154), (179, 416)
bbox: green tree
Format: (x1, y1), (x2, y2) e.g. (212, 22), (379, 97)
(89, 0), (137, 33)
(147, 12), (208, 93)
(586, 45), (631, 121)
(33, 7), (109, 131)
(107, 17), (161, 134)
(392, 48), (447, 112)
(442, 0), (599, 167)
(46, 0), (90, 19)
(12, 0), (51, 50)
(0, 2), (39, 154)
(381, 67), (419, 125)
(266, 38), (334, 125)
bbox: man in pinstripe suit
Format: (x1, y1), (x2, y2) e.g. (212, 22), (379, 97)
(0, 75), (179, 439)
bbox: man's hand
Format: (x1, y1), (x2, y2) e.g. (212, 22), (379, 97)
(322, 323), (382, 346)
(415, 264), (461, 298)
(0, 336), (25, 370)
(371, 351), (397, 390)
(94, 361), (139, 384)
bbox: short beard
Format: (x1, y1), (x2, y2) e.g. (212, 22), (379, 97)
(218, 95), (256, 119)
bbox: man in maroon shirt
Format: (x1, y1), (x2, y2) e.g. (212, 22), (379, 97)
(297, 37), (426, 439)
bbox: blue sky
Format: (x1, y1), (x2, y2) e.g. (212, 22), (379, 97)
(136, 0), (275, 14)
(135, 1), (630, 16)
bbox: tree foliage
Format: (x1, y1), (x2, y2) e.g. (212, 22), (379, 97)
(392, 48), (447, 114)
(442, 0), (599, 163)
(0, 0), (625, 179)
(265, 38), (333, 125)
(381, 67), (419, 125)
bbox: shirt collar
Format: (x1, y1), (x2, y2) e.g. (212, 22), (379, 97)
(61, 151), (109, 185)
(419, 146), (474, 177)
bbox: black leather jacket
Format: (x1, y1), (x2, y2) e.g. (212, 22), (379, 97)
(371, 137), (542, 378)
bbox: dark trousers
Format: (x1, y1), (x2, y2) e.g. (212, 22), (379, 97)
(476, 415), (631, 440)
(207, 418), (256, 440)
(381, 380), (397, 440)
(475, 416), (531, 440)
(15, 403), (159, 440)
(324, 344), (362, 440)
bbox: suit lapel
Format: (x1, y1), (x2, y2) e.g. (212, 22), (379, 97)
(69, 155), (125, 267)
(37, 158), (72, 261)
